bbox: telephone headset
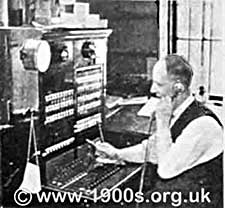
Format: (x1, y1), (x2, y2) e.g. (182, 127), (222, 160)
(173, 80), (185, 97)
(169, 54), (191, 97)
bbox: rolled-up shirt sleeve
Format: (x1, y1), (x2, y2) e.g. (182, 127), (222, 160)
(157, 116), (223, 179)
(117, 140), (147, 163)
(117, 137), (157, 163)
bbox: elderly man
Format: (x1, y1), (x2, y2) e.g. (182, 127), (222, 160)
(96, 54), (223, 208)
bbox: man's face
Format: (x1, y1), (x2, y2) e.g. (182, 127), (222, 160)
(150, 59), (173, 98)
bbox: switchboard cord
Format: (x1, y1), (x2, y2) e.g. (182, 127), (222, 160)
(97, 122), (105, 142)
(27, 111), (39, 166)
(136, 112), (155, 208)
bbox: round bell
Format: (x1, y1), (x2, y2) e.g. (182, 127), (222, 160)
(20, 39), (51, 72)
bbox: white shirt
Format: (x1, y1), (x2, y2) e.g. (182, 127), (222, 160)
(117, 96), (223, 179)
(169, 95), (195, 127)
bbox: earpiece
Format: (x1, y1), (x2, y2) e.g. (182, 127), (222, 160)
(173, 81), (185, 95)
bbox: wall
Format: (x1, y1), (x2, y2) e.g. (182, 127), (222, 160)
(84, 0), (159, 96)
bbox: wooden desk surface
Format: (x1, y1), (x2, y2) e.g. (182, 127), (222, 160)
(105, 105), (150, 135)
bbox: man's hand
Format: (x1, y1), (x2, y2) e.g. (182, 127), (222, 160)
(155, 96), (173, 127)
(95, 142), (119, 159)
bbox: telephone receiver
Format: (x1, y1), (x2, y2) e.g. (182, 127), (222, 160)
(172, 81), (185, 99)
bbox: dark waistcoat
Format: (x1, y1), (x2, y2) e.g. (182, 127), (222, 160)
(144, 100), (223, 208)
(171, 99), (222, 142)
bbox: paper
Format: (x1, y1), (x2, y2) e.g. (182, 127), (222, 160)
(119, 96), (148, 106)
(137, 97), (160, 117)
(59, 0), (75, 5)
(105, 95), (123, 109)
(19, 162), (41, 194)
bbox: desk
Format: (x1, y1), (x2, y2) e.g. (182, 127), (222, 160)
(106, 104), (150, 135)
(105, 105), (150, 148)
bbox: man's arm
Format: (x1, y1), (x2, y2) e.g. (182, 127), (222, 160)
(154, 96), (173, 166)
(156, 119), (172, 164)
(117, 137), (158, 163)
(156, 116), (223, 179)
(95, 137), (156, 163)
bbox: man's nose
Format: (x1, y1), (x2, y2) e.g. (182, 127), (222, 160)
(150, 82), (157, 94)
